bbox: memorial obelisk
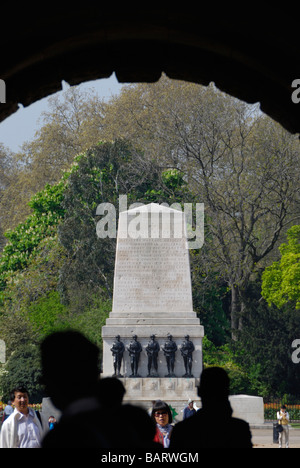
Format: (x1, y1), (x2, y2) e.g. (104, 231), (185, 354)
(102, 203), (204, 416)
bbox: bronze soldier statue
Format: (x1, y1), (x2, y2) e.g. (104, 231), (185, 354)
(127, 335), (142, 377)
(180, 335), (195, 377)
(161, 334), (177, 377)
(110, 335), (125, 377)
(145, 334), (160, 377)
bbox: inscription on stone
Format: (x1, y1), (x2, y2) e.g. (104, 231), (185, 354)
(113, 238), (193, 313)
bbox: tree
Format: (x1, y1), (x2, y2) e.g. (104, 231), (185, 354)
(191, 250), (230, 345)
(0, 87), (106, 234)
(0, 144), (14, 249)
(0, 344), (44, 403)
(191, 114), (300, 334)
(22, 86), (106, 185)
(234, 277), (300, 398)
(100, 76), (300, 334)
(262, 225), (300, 309)
(0, 181), (65, 297)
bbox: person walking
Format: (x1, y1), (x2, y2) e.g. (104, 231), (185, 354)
(277, 405), (290, 448)
(170, 367), (252, 449)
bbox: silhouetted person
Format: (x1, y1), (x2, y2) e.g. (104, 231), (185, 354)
(170, 367), (253, 449)
(40, 330), (110, 448)
(96, 376), (159, 448)
(40, 331), (159, 448)
(97, 377), (126, 408)
(112, 403), (160, 448)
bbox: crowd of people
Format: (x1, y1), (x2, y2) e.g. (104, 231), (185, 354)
(0, 330), (256, 448)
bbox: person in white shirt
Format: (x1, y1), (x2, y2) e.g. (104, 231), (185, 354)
(0, 385), (45, 448)
(277, 405), (290, 448)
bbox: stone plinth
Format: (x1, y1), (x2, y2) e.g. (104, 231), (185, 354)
(121, 377), (199, 401)
(102, 203), (204, 404)
(121, 377), (200, 422)
(229, 395), (264, 425)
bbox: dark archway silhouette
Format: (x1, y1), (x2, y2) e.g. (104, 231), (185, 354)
(1, 6), (299, 134)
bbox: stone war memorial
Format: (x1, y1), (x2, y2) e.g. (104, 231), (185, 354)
(102, 203), (204, 417)
(42, 202), (264, 425)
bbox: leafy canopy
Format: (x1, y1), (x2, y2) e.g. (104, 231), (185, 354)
(262, 225), (300, 309)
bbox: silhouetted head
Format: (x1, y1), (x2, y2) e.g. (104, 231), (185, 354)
(40, 330), (100, 411)
(117, 404), (157, 447)
(97, 377), (126, 407)
(198, 367), (230, 405)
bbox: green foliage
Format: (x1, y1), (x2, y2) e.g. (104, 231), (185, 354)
(0, 181), (65, 296)
(262, 225), (300, 309)
(202, 337), (249, 394)
(202, 336), (270, 397)
(234, 277), (300, 398)
(191, 259), (230, 345)
(0, 236), (65, 338)
(0, 344), (44, 403)
(27, 291), (68, 336)
(144, 169), (189, 203)
(54, 296), (111, 363)
(26, 291), (111, 362)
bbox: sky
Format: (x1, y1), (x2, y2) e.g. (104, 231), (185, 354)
(0, 73), (124, 153)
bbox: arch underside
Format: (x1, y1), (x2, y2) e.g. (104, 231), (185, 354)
(1, 6), (299, 134)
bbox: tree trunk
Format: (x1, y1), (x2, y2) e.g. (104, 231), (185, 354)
(231, 284), (241, 340)
(231, 283), (248, 339)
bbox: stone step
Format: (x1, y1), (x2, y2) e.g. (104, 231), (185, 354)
(106, 318), (199, 325)
(106, 318), (200, 325)
(109, 311), (198, 318)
